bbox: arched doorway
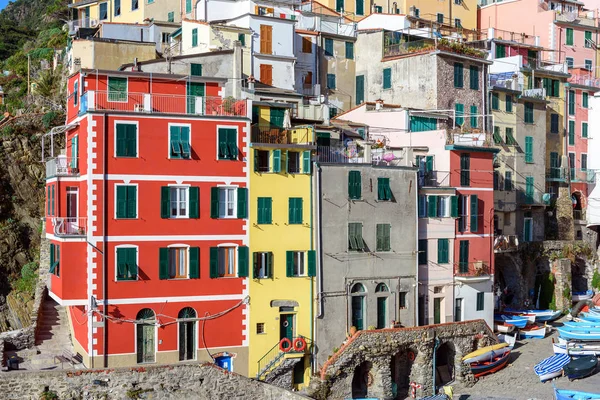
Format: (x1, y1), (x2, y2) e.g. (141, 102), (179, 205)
(136, 308), (156, 364)
(435, 342), (456, 386)
(351, 283), (366, 331)
(178, 307), (196, 361)
(391, 348), (417, 399)
(375, 283), (389, 329)
(351, 360), (372, 399)
(573, 192), (583, 221)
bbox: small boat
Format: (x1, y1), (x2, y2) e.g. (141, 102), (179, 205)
(506, 308), (562, 322)
(534, 353), (571, 382)
(563, 323), (600, 332)
(494, 323), (515, 333)
(462, 342), (510, 364)
(519, 324), (549, 339)
(494, 314), (528, 328)
(503, 311), (536, 324)
(573, 290), (594, 302)
(563, 355), (598, 381)
(554, 388), (600, 400)
(579, 313), (600, 322)
(498, 333), (517, 346)
(470, 351), (511, 378)
(563, 321), (600, 329)
(552, 339), (600, 356)
(558, 327), (600, 341)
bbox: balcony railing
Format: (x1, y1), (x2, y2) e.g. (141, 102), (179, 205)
(571, 168), (595, 183)
(383, 38), (486, 59)
(46, 156), (80, 179)
(418, 170), (451, 187)
(68, 18), (99, 34)
(251, 125), (313, 145)
(555, 12), (598, 28)
(455, 261), (490, 278)
(546, 167), (565, 181)
(81, 91), (248, 117)
(50, 217), (87, 237)
(446, 131), (493, 148)
(569, 74), (600, 89)
(522, 88), (546, 100)
(316, 145), (366, 163)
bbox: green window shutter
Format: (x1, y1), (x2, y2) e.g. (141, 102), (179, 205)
(108, 77), (127, 101)
(186, 0), (192, 13)
(117, 186), (127, 218)
(383, 224), (390, 251)
(188, 247), (200, 278)
(325, 38), (333, 56)
(506, 95), (512, 112)
(254, 149), (259, 172)
(238, 33), (245, 46)
(217, 128), (229, 160)
(469, 65), (479, 90)
(210, 187), (219, 218)
(470, 195), (478, 232)
(159, 248), (169, 280)
(161, 186), (170, 218)
(189, 187), (199, 218)
(170, 126), (182, 158)
(327, 73), (336, 89)
(272, 149), (281, 173)
(289, 198), (295, 224)
(348, 171), (361, 199)
(345, 42), (354, 59)
(209, 247), (219, 278)
(237, 187), (248, 219)
(238, 246), (249, 277)
(566, 28), (573, 45)
(307, 250), (316, 277)
(227, 129), (237, 160)
(455, 103), (464, 125)
(49, 244), (55, 273)
(51, 186), (55, 215)
(583, 92), (589, 108)
(377, 178), (391, 201)
(168, 11), (174, 22)
(524, 102), (533, 123)
(116, 248), (127, 280)
(454, 63), (463, 88)
(569, 120), (575, 145)
(302, 150), (311, 174)
(376, 224), (383, 251)
(383, 68), (392, 89)
(418, 239), (427, 265)
(437, 239), (449, 264)
(450, 196), (458, 218)
(192, 28), (198, 47)
(258, 197), (272, 224)
(126, 124), (137, 157)
(525, 136), (533, 162)
(356, 75), (365, 105)
(116, 124), (127, 156)
(585, 31), (592, 47)
(526, 177), (534, 204)
(459, 240), (469, 272)
(427, 196), (438, 217)
(286, 251), (294, 277)
(583, 122), (588, 138)
(569, 90), (575, 115)
(491, 92), (499, 110)
(191, 63), (202, 76)
(127, 248), (137, 279)
(553, 80), (560, 97)
(126, 186), (137, 218)
(495, 44), (505, 58)
(470, 105), (477, 128)
(426, 156), (433, 172)
(180, 127), (191, 159)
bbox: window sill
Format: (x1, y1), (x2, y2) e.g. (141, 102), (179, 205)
(116, 278), (138, 282)
(169, 216), (190, 219)
(115, 156), (138, 159)
(217, 216), (237, 219)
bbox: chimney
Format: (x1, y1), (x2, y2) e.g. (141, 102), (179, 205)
(375, 99), (384, 110)
(248, 75), (256, 91)
(232, 40), (242, 98)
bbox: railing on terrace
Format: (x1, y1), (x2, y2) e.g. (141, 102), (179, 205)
(571, 168), (595, 183)
(418, 170), (451, 187)
(81, 91), (247, 117)
(251, 125), (312, 145)
(383, 38), (487, 59)
(569, 74), (600, 89)
(555, 12), (597, 28)
(546, 167), (565, 181)
(256, 336), (311, 380)
(50, 217), (87, 237)
(455, 261), (491, 278)
(446, 131), (493, 148)
(316, 145), (366, 164)
(522, 88), (546, 100)
(68, 18), (99, 34)
(46, 156), (80, 178)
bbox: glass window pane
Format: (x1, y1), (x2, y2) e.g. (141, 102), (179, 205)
(227, 247), (235, 274)
(218, 248), (225, 275)
(178, 248), (185, 276)
(227, 189), (235, 216)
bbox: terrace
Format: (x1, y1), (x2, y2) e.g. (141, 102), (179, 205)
(555, 11), (598, 28)
(46, 156), (80, 179)
(383, 37), (486, 60)
(455, 261), (491, 282)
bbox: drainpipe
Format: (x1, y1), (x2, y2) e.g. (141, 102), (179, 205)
(313, 163), (323, 373)
(103, 112), (108, 369)
(432, 336), (441, 395)
(309, 145), (315, 374)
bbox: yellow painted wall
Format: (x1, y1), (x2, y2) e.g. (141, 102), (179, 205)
(248, 107), (315, 388)
(72, 0), (180, 24)
(400, 0), (478, 30)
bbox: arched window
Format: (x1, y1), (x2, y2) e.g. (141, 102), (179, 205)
(178, 307), (196, 361)
(351, 283), (366, 331)
(136, 308), (155, 321)
(178, 307), (196, 319)
(351, 283), (366, 293)
(136, 308), (155, 364)
(375, 283), (389, 293)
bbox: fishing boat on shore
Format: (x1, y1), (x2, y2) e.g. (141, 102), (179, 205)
(462, 343), (511, 364)
(563, 356), (598, 381)
(506, 309), (562, 322)
(494, 314), (529, 328)
(519, 324), (550, 339)
(494, 323), (515, 333)
(572, 290), (594, 302)
(554, 388), (600, 400)
(552, 339), (600, 356)
(470, 351), (511, 378)
(558, 326), (600, 341)
(534, 353), (571, 382)
(563, 321), (600, 329)
(498, 334), (517, 346)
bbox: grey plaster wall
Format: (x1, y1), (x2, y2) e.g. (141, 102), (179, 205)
(315, 164), (418, 367)
(436, 55), (486, 118)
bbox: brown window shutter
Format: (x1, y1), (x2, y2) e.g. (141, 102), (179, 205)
(260, 64), (273, 86)
(255, 5), (259, 14)
(304, 72), (312, 86)
(260, 25), (267, 53)
(265, 25), (272, 54)
(302, 37), (311, 53)
(267, 7), (274, 14)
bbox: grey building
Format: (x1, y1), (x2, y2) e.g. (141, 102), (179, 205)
(314, 162), (418, 365)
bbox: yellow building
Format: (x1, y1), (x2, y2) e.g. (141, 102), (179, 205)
(248, 104), (316, 389)
(69, 0), (186, 26)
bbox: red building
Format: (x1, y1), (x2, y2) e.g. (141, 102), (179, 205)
(45, 69), (251, 371)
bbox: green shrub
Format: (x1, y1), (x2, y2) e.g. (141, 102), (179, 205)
(15, 261), (38, 294)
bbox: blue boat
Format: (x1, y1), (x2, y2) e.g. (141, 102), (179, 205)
(494, 314), (528, 328)
(534, 353), (571, 382)
(554, 388), (600, 400)
(580, 313), (600, 322)
(505, 308), (562, 322)
(564, 321), (600, 329)
(562, 324), (600, 332)
(558, 327), (600, 341)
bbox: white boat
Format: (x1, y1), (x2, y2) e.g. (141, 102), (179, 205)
(463, 344), (513, 364)
(495, 323), (515, 333)
(534, 353), (571, 382)
(519, 325), (550, 339)
(553, 341), (600, 356)
(498, 333), (517, 346)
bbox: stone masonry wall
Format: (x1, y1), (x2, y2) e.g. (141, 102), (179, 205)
(0, 363), (306, 400)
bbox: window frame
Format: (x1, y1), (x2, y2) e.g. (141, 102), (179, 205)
(383, 68), (392, 90)
(217, 186), (238, 219)
(115, 183), (138, 219)
(114, 120), (139, 158)
(287, 151), (301, 174)
(167, 245), (190, 279)
(216, 126), (239, 161)
(168, 185), (190, 219)
(476, 292), (485, 311)
(253, 251), (272, 279)
(582, 122), (588, 138)
(291, 251), (306, 277)
(566, 57), (574, 69)
(217, 245), (237, 277)
(132, 0), (139, 10)
(376, 223), (391, 252)
(99, 2), (108, 20)
(115, 245), (138, 281)
(107, 76), (128, 102)
(566, 27), (574, 46)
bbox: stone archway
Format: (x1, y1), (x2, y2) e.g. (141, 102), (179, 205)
(351, 360), (373, 399)
(390, 348), (417, 399)
(435, 342), (455, 387)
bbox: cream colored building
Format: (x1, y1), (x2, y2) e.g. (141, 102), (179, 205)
(67, 38), (157, 73)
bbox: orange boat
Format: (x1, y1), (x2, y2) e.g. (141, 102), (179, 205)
(470, 351), (511, 378)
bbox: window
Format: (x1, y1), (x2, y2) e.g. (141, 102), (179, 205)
(569, 120), (575, 145)
(418, 195), (426, 218)
(253, 252), (272, 279)
(99, 2), (108, 20)
(256, 323), (265, 334)
(257, 197), (272, 224)
(525, 176), (534, 204)
(525, 136), (533, 163)
(428, 195), (438, 217)
(399, 292), (407, 309)
(437, 13), (444, 23)
(524, 102), (534, 123)
(566, 57), (574, 69)
(566, 28), (574, 45)
(132, 0), (139, 10)
(418, 239), (427, 265)
(376, 223), (391, 252)
(260, 64), (273, 86)
(455, 103), (464, 126)
(288, 251), (305, 276)
(550, 113), (559, 133)
(161, 32), (170, 44)
(49, 244), (60, 276)
(219, 188), (235, 218)
(569, 152), (576, 180)
(304, 72), (313, 87)
(585, 31), (592, 47)
(255, 150), (270, 172)
(476, 292), (484, 311)
(583, 92), (589, 108)
(168, 247), (189, 278)
(454, 18), (461, 28)
(302, 37), (311, 53)
(458, 195), (466, 232)
(454, 63), (463, 88)
(583, 122), (588, 138)
(116, 185), (137, 219)
(73, 81), (78, 107)
(469, 66), (479, 90)
(491, 92), (499, 110)
(116, 123), (137, 157)
(348, 223), (365, 251)
(356, 0), (364, 15)
(569, 90), (575, 115)
(377, 178), (392, 201)
(186, 0), (192, 13)
(348, 171), (361, 199)
(383, 68), (392, 89)
(218, 247), (236, 277)
(324, 38), (333, 56)
(470, 195), (478, 232)
(335, 0), (343, 11)
(524, 218), (533, 242)
(585, 59), (592, 72)
(327, 73), (336, 89)
(437, 239), (449, 264)
(168, 11), (174, 22)
(495, 44), (505, 58)
(470, 105), (477, 128)
(550, 152), (560, 178)
(582, 154), (588, 170)
(116, 247), (137, 281)
(460, 153), (470, 186)
(543, 78), (560, 97)
(108, 77), (127, 102)
(260, 25), (272, 54)
(437, 196), (451, 218)
(191, 63), (202, 77)
(169, 126), (191, 159)
(218, 128), (237, 160)
(238, 33), (245, 47)
(288, 198), (303, 224)
(504, 171), (513, 191)
(414, 8), (419, 17)
(459, 240), (469, 273)
(506, 95), (512, 112)
(345, 42), (354, 59)
(506, 127), (516, 145)
(114, 0), (121, 16)
(329, 107), (338, 119)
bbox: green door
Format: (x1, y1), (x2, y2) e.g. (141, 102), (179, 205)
(351, 296), (364, 330)
(137, 323), (155, 363)
(187, 82), (205, 114)
(280, 314), (294, 340)
(434, 298), (442, 324)
(524, 218), (532, 242)
(376, 297), (387, 329)
(270, 108), (285, 128)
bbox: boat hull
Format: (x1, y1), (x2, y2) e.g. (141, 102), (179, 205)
(558, 327), (600, 341)
(520, 325), (549, 339)
(534, 353), (571, 382)
(495, 323), (515, 333)
(554, 388), (600, 400)
(470, 352), (511, 378)
(563, 356), (598, 381)
(462, 343), (509, 364)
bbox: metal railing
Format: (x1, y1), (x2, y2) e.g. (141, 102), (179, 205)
(571, 168), (595, 183)
(522, 88), (546, 100)
(316, 145), (366, 164)
(555, 12), (598, 28)
(256, 336), (311, 380)
(81, 91), (247, 117)
(68, 18), (99, 34)
(569, 74), (600, 89)
(383, 39), (436, 58)
(50, 217), (87, 237)
(251, 125), (312, 145)
(546, 167), (565, 181)
(418, 170), (451, 187)
(46, 156), (80, 178)
(455, 261), (490, 277)
(446, 131), (493, 148)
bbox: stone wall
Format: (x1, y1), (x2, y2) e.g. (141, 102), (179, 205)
(552, 258), (572, 311)
(0, 362), (306, 400)
(308, 320), (495, 400)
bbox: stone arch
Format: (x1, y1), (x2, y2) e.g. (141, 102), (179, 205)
(351, 360), (373, 399)
(390, 347), (418, 399)
(495, 253), (527, 306)
(435, 341), (456, 387)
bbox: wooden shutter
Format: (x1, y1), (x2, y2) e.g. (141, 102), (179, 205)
(238, 246), (249, 277)
(210, 187), (219, 218)
(260, 25), (272, 54)
(237, 188), (248, 219)
(260, 64), (272, 85)
(302, 151), (311, 174)
(383, 68), (391, 89)
(226, 129), (237, 159)
(189, 187), (199, 218)
(161, 187), (170, 218)
(454, 63), (463, 88)
(470, 195), (478, 232)
(127, 185), (136, 218)
(49, 244), (55, 273)
(382, 224), (390, 251)
(295, 198), (303, 224)
(470, 105), (477, 128)
(191, 63), (202, 77)
(117, 186), (127, 218)
(209, 247), (219, 278)
(116, 124), (127, 156)
(428, 196), (438, 217)
(525, 136), (533, 162)
(116, 248), (127, 279)
(450, 196), (458, 218)
(307, 250), (316, 277)
(376, 224), (383, 251)
(159, 248), (169, 279)
(455, 103), (464, 125)
(302, 37), (311, 53)
(126, 124), (137, 157)
(356, 75), (364, 105)
(127, 248), (137, 279)
(272, 150), (281, 173)
(286, 251), (294, 277)
(348, 171), (361, 199)
(192, 28), (198, 47)
(288, 198), (295, 224)
(189, 247), (199, 278)
(266, 252), (273, 278)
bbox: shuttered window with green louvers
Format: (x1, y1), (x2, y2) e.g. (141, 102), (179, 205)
(217, 128), (237, 160)
(288, 198), (303, 224)
(117, 247), (137, 281)
(108, 77), (127, 102)
(376, 223), (391, 251)
(116, 185), (137, 219)
(348, 171), (361, 199)
(377, 177), (392, 201)
(116, 123), (137, 157)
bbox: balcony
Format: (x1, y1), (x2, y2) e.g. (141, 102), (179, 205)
(569, 74), (600, 89)
(555, 12), (598, 28)
(571, 168), (595, 183)
(383, 38), (486, 59)
(522, 88), (546, 100)
(67, 18), (99, 35)
(455, 261), (491, 283)
(80, 91), (248, 118)
(46, 156), (80, 179)
(418, 170), (451, 187)
(517, 190), (545, 206)
(251, 125), (313, 145)
(546, 167), (565, 182)
(49, 217), (87, 237)
(316, 145), (368, 164)
(446, 131), (493, 148)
